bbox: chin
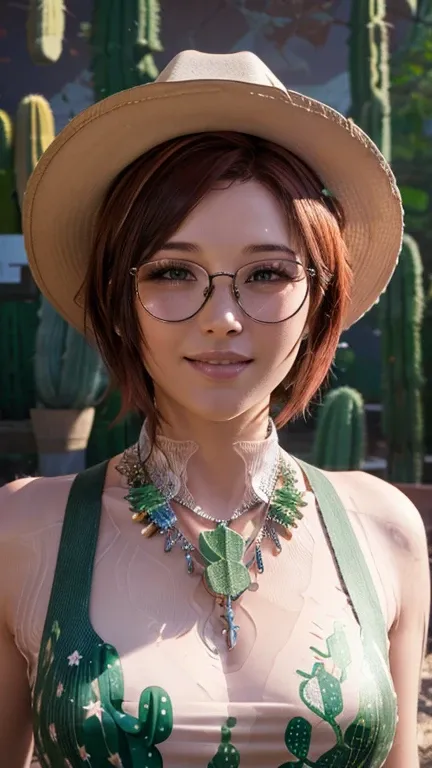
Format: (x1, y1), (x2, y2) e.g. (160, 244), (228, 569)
(179, 392), (262, 423)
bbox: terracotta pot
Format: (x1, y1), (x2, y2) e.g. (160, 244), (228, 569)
(30, 407), (95, 452)
(30, 407), (96, 476)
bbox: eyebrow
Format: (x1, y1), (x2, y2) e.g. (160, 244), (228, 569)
(161, 241), (298, 257)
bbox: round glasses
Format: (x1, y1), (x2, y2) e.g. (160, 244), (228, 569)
(130, 258), (315, 324)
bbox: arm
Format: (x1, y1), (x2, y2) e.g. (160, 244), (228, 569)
(0, 479), (36, 767)
(381, 487), (430, 767)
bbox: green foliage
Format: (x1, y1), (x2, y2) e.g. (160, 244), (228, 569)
(312, 387), (366, 471)
(91, 0), (163, 100)
(380, 234), (424, 482)
(34, 297), (108, 409)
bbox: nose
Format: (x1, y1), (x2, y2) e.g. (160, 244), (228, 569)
(198, 278), (243, 336)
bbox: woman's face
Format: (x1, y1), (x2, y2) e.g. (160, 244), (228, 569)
(134, 180), (311, 423)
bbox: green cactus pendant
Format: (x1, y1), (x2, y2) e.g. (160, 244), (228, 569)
(122, 446), (305, 652)
(199, 523), (251, 650)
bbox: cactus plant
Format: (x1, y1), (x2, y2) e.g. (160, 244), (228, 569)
(92, 0), (163, 100)
(348, 1), (426, 482)
(380, 234), (424, 483)
(86, 0), (162, 465)
(14, 94), (55, 208)
(34, 298), (108, 410)
(27, 0), (65, 65)
(348, 0), (391, 161)
(312, 387), (366, 471)
(208, 718), (240, 768)
(0, 109), (37, 422)
(0, 110), (21, 233)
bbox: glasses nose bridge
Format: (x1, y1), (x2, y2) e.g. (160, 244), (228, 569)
(207, 270), (238, 299)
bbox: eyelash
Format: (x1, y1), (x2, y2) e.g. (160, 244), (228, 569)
(145, 259), (191, 278)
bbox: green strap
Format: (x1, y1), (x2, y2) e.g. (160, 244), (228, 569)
(41, 460), (109, 643)
(297, 459), (388, 661)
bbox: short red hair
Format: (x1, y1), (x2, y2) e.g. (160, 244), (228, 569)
(84, 132), (352, 436)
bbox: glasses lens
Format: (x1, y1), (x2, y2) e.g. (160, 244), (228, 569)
(235, 259), (309, 322)
(135, 260), (210, 321)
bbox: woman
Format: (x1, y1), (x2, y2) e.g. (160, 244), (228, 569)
(0, 50), (429, 768)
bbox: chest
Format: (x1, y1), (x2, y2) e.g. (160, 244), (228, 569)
(28, 503), (397, 768)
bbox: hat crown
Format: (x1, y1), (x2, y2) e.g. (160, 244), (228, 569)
(156, 49), (287, 92)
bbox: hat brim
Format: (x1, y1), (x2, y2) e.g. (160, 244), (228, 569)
(23, 79), (403, 333)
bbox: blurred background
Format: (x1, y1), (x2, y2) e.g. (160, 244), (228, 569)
(0, 0), (430, 492)
(2, 0), (432, 759)
(2, 0), (431, 498)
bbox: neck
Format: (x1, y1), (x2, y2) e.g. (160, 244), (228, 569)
(141, 398), (278, 517)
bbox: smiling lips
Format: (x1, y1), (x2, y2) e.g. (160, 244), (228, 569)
(184, 351), (253, 380)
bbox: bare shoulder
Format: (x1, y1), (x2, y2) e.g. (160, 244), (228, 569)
(0, 473), (75, 539)
(325, 469), (428, 559)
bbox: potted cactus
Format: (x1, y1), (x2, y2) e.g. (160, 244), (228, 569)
(31, 298), (109, 476)
(312, 387), (366, 471)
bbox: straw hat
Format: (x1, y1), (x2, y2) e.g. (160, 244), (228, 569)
(22, 49), (403, 333)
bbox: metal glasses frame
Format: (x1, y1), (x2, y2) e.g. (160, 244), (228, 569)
(129, 259), (316, 325)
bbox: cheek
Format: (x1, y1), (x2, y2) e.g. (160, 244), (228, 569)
(138, 325), (181, 379)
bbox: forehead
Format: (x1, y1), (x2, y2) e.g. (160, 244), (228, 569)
(172, 179), (294, 246)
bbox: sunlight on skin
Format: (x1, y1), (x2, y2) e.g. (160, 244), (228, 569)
(135, 180), (310, 447)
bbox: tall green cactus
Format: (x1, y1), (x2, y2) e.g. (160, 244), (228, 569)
(92, 0), (163, 100)
(312, 387), (366, 471)
(380, 234), (424, 483)
(349, 1), (425, 482)
(27, 0), (65, 65)
(349, 0), (391, 161)
(14, 94), (55, 208)
(34, 298), (108, 409)
(86, 1), (162, 464)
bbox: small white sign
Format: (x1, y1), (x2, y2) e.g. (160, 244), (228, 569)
(0, 235), (28, 284)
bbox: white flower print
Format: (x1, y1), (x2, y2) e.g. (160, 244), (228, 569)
(67, 650), (83, 667)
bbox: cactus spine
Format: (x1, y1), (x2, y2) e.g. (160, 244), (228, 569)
(34, 299), (108, 409)
(380, 235), (424, 483)
(14, 94), (55, 207)
(27, 0), (65, 65)
(92, 0), (163, 100)
(313, 388), (366, 471)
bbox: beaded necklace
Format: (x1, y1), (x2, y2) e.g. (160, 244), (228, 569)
(117, 437), (306, 650)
